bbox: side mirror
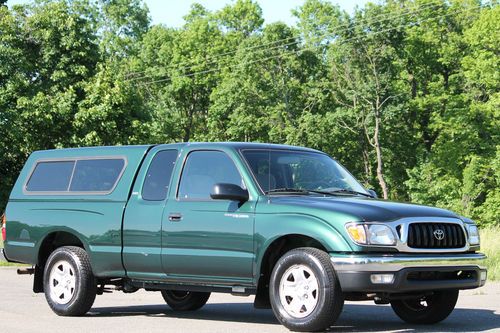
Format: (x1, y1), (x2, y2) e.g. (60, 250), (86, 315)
(368, 189), (378, 198)
(210, 183), (249, 202)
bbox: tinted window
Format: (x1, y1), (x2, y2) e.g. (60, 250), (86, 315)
(26, 161), (75, 192)
(69, 159), (125, 192)
(178, 151), (243, 200)
(142, 150), (178, 201)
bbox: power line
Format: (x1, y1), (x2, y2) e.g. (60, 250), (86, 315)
(136, 4), (482, 87)
(125, 1), (446, 82)
(125, 1), (443, 81)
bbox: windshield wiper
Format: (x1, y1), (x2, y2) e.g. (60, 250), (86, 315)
(266, 188), (374, 198)
(266, 188), (338, 196)
(304, 189), (338, 196)
(326, 189), (374, 198)
(266, 188), (311, 194)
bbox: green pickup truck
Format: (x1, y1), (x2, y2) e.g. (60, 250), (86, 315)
(2, 142), (486, 332)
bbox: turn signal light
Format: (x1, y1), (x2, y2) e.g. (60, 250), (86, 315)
(1, 213), (6, 242)
(346, 224), (367, 244)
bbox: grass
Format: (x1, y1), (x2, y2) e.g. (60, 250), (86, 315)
(480, 226), (500, 281)
(0, 261), (28, 267)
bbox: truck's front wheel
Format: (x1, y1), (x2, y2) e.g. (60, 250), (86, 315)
(269, 247), (344, 332)
(390, 289), (459, 324)
(43, 246), (97, 316)
(161, 290), (211, 311)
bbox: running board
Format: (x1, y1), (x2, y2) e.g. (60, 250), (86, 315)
(129, 280), (255, 296)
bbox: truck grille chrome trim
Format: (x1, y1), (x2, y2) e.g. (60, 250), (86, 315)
(354, 217), (474, 253)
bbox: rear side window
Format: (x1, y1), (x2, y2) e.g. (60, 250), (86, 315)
(25, 157), (126, 194)
(70, 159), (125, 192)
(26, 161), (75, 192)
(142, 150), (178, 201)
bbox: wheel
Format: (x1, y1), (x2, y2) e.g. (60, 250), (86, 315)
(43, 246), (97, 316)
(390, 289), (459, 324)
(161, 290), (210, 311)
(269, 247), (344, 332)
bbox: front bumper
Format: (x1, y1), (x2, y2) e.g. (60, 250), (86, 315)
(331, 253), (487, 293)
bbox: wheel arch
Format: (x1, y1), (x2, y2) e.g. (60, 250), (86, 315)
(33, 230), (90, 293)
(253, 224), (351, 309)
(37, 230), (89, 265)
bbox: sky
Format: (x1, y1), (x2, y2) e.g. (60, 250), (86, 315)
(7, 0), (371, 27)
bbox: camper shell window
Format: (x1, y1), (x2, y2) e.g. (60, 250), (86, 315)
(25, 157), (126, 194)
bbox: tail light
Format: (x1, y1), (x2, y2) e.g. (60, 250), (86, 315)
(1, 213), (5, 242)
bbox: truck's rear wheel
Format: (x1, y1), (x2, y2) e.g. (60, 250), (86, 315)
(43, 246), (97, 316)
(390, 289), (459, 324)
(161, 290), (210, 311)
(269, 247), (344, 332)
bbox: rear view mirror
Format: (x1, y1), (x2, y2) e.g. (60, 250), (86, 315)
(210, 183), (249, 202)
(368, 189), (378, 198)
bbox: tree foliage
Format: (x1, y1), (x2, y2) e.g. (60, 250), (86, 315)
(0, 0), (498, 225)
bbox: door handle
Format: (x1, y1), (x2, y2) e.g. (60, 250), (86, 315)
(168, 213), (183, 222)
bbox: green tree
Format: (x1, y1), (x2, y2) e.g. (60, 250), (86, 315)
(0, 0), (498, 226)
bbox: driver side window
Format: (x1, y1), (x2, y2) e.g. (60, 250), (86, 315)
(178, 150), (244, 200)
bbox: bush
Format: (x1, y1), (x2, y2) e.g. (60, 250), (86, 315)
(480, 226), (500, 281)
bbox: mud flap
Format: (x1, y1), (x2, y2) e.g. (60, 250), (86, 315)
(33, 265), (44, 293)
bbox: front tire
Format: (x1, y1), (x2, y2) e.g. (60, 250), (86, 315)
(390, 289), (459, 324)
(43, 246), (97, 316)
(161, 290), (210, 311)
(269, 247), (344, 332)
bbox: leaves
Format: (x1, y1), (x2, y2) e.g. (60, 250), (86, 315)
(0, 0), (498, 225)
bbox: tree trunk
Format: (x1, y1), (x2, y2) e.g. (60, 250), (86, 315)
(362, 148), (372, 184)
(373, 110), (389, 199)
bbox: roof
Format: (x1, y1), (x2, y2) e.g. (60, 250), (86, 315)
(182, 142), (322, 153)
(33, 142), (323, 155)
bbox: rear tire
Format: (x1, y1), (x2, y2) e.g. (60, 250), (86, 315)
(269, 247), (344, 332)
(161, 290), (210, 311)
(390, 289), (459, 324)
(43, 246), (97, 316)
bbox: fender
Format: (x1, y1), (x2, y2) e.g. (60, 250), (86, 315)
(35, 227), (91, 263)
(253, 212), (352, 280)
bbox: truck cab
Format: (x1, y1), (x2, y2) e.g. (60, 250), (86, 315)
(2, 142), (487, 332)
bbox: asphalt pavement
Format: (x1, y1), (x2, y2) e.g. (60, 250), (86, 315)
(0, 267), (498, 333)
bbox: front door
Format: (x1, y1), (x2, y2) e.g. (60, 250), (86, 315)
(162, 150), (254, 284)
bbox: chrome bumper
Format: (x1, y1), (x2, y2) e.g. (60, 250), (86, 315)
(330, 253), (487, 292)
(330, 253), (487, 272)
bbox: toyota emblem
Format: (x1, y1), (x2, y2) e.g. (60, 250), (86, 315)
(433, 229), (445, 240)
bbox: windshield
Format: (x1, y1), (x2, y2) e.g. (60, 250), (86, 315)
(241, 149), (368, 195)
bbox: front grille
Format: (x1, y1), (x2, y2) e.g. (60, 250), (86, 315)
(407, 223), (466, 249)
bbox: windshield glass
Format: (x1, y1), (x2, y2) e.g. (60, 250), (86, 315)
(242, 149), (368, 195)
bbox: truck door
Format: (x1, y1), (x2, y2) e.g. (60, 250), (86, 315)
(162, 150), (255, 283)
(122, 148), (178, 279)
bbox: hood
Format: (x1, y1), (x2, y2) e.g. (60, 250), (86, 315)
(268, 195), (458, 222)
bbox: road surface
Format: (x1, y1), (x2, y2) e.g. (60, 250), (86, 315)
(0, 267), (498, 332)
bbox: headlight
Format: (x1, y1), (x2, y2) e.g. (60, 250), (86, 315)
(368, 224), (397, 245)
(467, 224), (480, 246)
(346, 223), (396, 246)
